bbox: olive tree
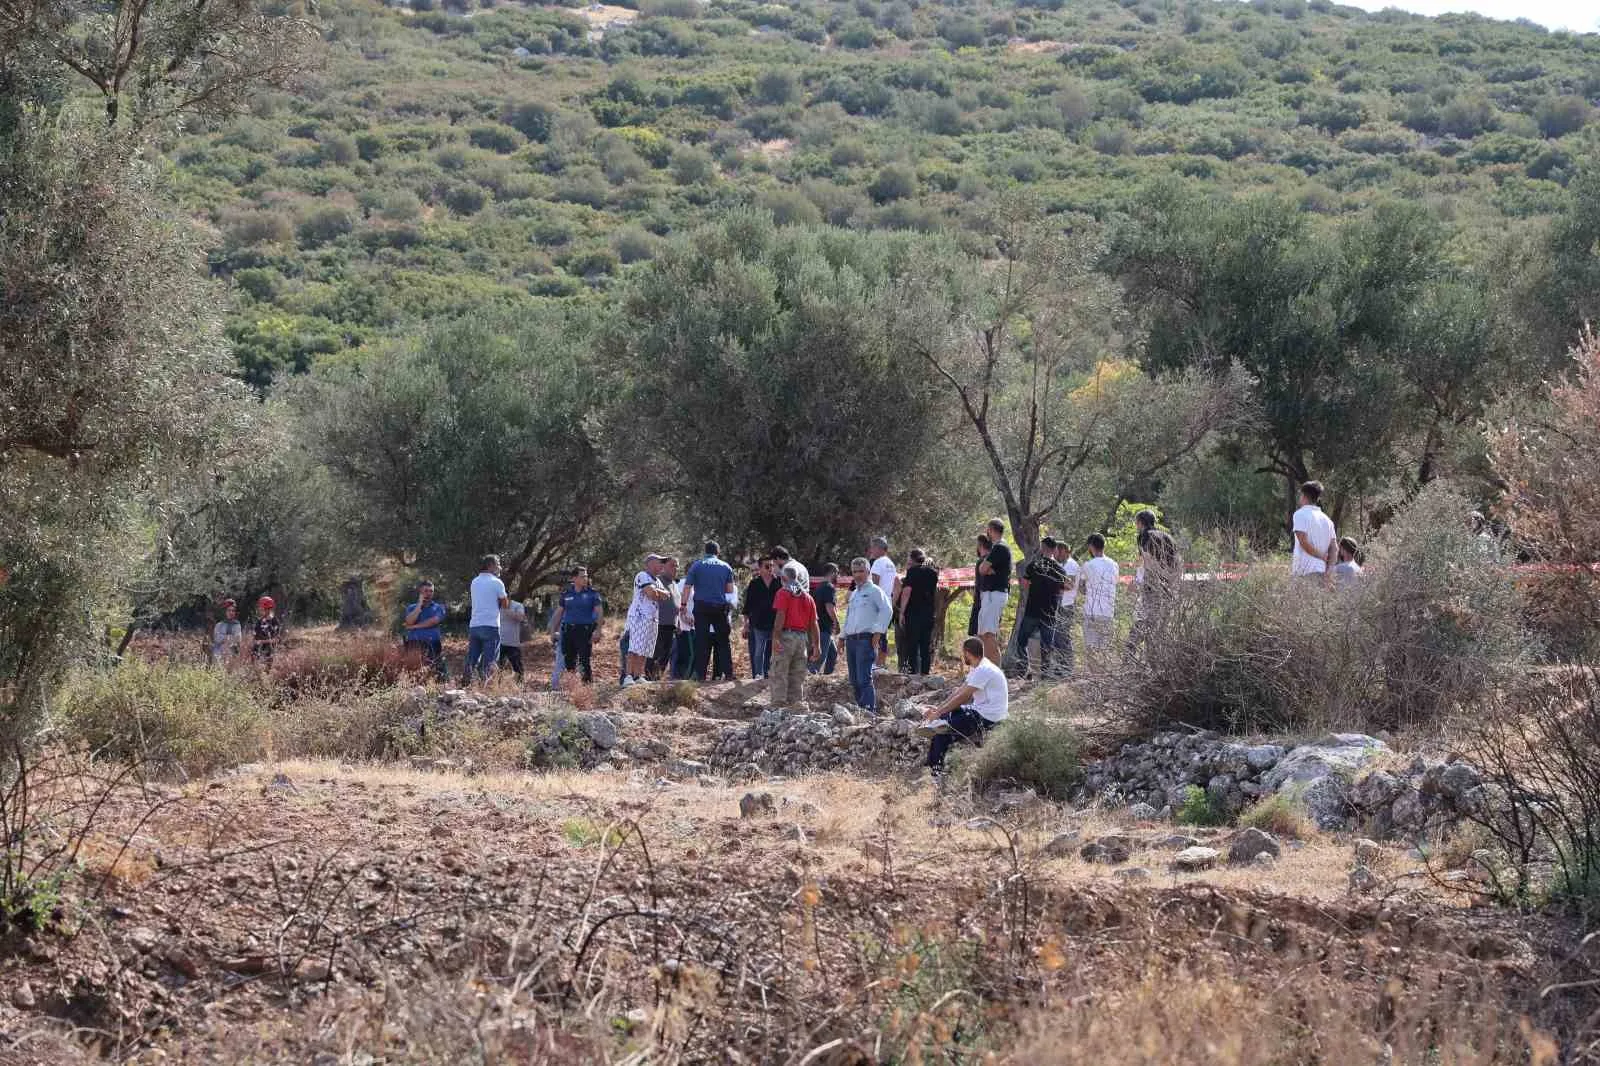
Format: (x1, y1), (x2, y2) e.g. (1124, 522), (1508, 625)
(606, 209), (978, 563)
(891, 197), (1245, 558)
(299, 307), (626, 598)
(0, 0), (315, 746)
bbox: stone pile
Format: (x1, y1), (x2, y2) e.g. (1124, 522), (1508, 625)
(1081, 730), (1486, 840)
(708, 674), (957, 774)
(712, 704), (931, 774)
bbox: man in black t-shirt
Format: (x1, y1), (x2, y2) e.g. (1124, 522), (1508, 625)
(809, 563), (841, 675)
(1017, 537), (1068, 679)
(743, 558), (780, 678)
(975, 517), (1013, 665)
(896, 549), (940, 675)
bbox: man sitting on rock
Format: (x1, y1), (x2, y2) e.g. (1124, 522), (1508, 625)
(915, 636), (1009, 779)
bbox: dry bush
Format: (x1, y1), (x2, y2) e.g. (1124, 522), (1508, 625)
(54, 660), (269, 778)
(1457, 666), (1600, 920)
(263, 687), (421, 762)
(271, 632), (428, 697)
(1104, 483), (1534, 738)
(1, 745), (178, 937)
(1237, 790), (1311, 839)
(1006, 961), (1553, 1066)
(1490, 326), (1600, 658)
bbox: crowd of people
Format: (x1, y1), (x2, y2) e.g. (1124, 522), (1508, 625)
(208, 483), (1364, 776)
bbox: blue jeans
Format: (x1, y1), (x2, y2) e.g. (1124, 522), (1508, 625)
(845, 634), (877, 711)
(810, 628), (837, 674)
(748, 628), (773, 678)
(464, 625), (500, 683)
(1015, 614), (1056, 676)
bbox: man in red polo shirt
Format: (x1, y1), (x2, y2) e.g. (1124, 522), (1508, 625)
(769, 562), (820, 710)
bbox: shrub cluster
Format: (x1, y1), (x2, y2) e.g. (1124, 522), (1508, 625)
(966, 711), (1082, 800)
(55, 661), (269, 779)
(1108, 485), (1534, 738)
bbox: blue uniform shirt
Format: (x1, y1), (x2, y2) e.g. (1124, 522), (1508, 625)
(684, 555), (735, 607)
(561, 587), (602, 625)
(406, 601), (446, 642)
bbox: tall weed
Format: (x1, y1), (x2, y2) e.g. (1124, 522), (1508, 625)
(55, 660), (268, 778)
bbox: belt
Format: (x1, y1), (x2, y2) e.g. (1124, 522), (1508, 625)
(845, 632), (876, 640)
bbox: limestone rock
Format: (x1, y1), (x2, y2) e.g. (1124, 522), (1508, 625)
(1350, 770), (1402, 810)
(1127, 801), (1160, 822)
(1348, 865), (1381, 894)
(1043, 831), (1081, 858)
(1172, 846), (1220, 872)
(1245, 744), (1287, 771)
(1252, 851), (1277, 869)
(1081, 837), (1132, 865)
(578, 713), (618, 750)
(1113, 866), (1152, 883)
(11, 981), (36, 1008)
(831, 707), (856, 728)
(1227, 827), (1282, 864)
(1352, 838), (1382, 866)
(1299, 775), (1352, 831)
(1261, 734), (1387, 792)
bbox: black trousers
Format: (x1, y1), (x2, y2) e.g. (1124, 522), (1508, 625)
(927, 706), (996, 769)
(497, 644), (524, 679)
(562, 623), (595, 682)
(692, 603), (733, 681)
(651, 624), (675, 675)
(902, 612), (934, 674)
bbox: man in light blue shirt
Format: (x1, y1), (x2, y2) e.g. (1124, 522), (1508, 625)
(840, 557), (893, 711)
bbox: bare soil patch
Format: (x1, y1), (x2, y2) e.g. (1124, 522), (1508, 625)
(2, 762), (1595, 1062)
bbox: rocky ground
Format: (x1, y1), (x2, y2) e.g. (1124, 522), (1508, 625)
(5, 660), (1600, 1062)
(2, 748), (1596, 1063)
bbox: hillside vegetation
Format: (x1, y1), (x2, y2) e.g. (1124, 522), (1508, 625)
(187, 0), (1600, 387)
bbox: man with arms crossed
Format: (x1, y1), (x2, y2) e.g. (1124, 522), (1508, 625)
(840, 557), (893, 712)
(975, 518), (1012, 665)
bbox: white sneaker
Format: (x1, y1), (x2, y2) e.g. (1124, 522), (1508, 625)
(621, 676), (636, 688)
(913, 719), (952, 738)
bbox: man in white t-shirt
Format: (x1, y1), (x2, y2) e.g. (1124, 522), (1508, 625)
(1052, 541), (1082, 678)
(914, 635), (1009, 777)
(1290, 480), (1338, 587)
(465, 554), (509, 684)
(868, 536), (898, 671)
(1077, 533), (1120, 670)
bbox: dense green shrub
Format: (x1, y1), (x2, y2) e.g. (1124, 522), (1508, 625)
(867, 162), (916, 202)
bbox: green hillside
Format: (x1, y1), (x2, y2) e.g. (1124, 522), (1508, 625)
(178, 0), (1600, 388)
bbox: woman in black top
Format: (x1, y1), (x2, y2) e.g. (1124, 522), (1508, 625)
(898, 548), (940, 674)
